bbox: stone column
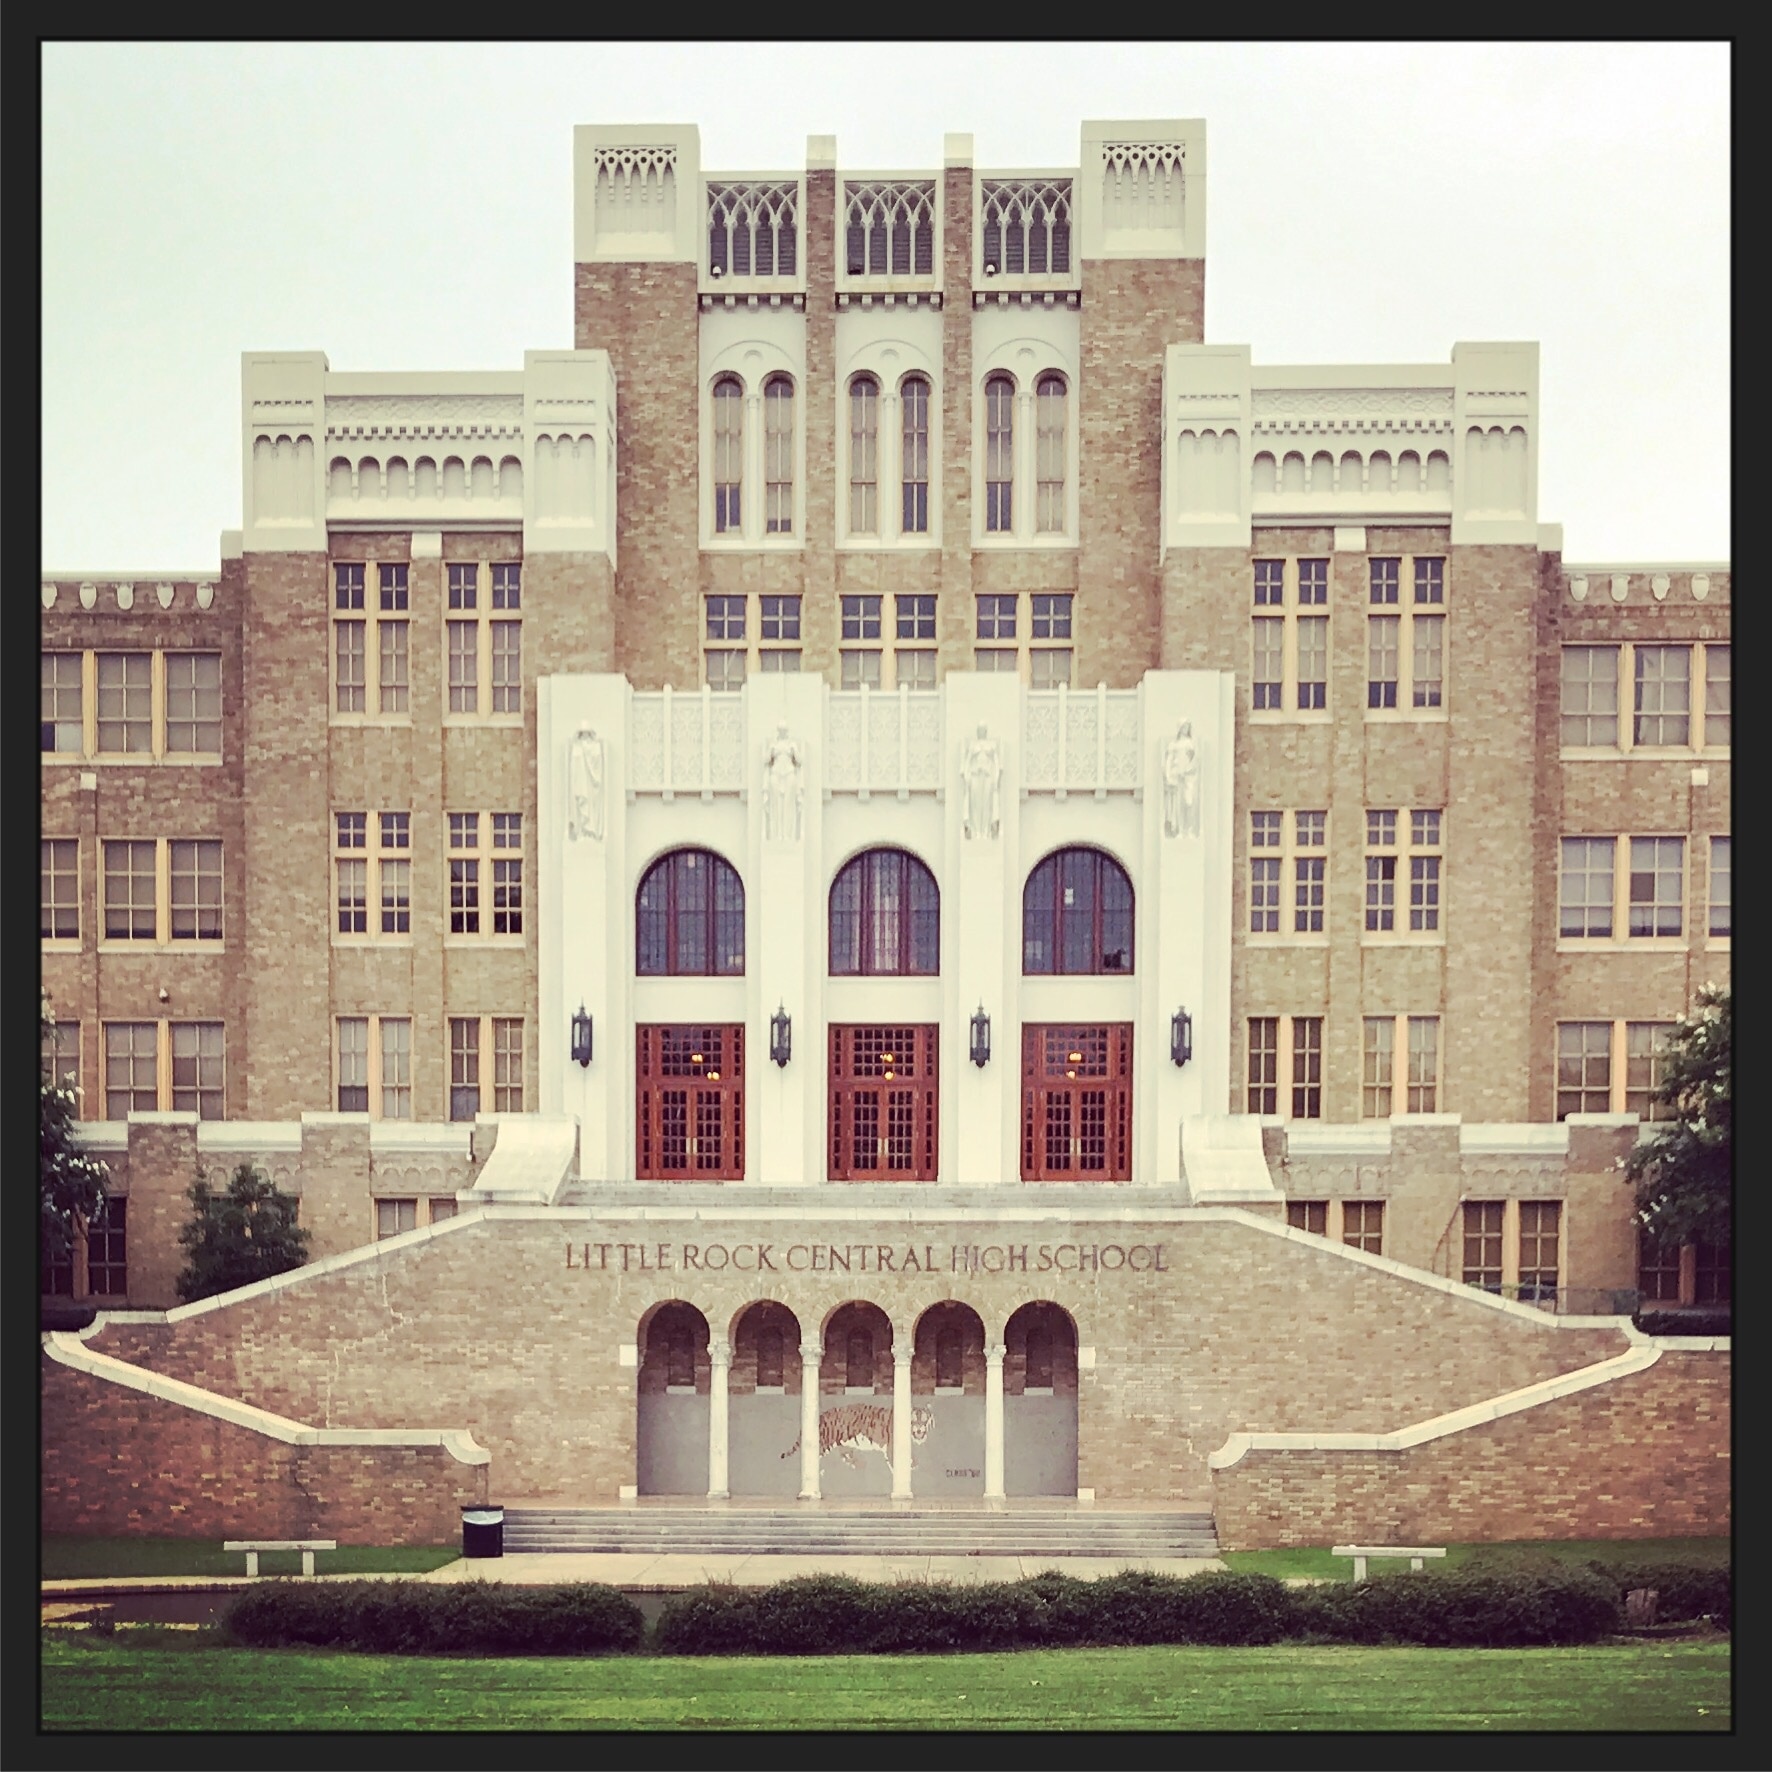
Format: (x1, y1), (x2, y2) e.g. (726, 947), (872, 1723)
(799, 1340), (823, 1501)
(891, 1346), (914, 1500)
(984, 1340), (1007, 1501)
(708, 1341), (731, 1500)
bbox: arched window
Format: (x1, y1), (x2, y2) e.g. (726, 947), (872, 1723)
(848, 375), (879, 534)
(637, 849), (745, 975)
(712, 377), (744, 533)
(1035, 374), (1067, 533)
(763, 375), (794, 534)
(985, 375), (1015, 533)
(829, 848), (939, 975)
(1023, 847), (1134, 974)
(901, 375), (930, 534)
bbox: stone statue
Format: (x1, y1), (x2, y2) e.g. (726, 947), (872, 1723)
(763, 721), (803, 843)
(568, 724), (605, 842)
(962, 722), (1002, 841)
(1163, 719), (1201, 838)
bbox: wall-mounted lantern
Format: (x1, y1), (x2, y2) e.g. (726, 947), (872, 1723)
(571, 1005), (594, 1068)
(970, 1005), (992, 1068)
(1170, 1009), (1193, 1068)
(770, 1004), (793, 1068)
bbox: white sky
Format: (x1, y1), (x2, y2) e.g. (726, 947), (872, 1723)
(42, 41), (1729, 570)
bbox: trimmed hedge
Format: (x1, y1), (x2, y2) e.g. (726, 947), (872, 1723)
(223, 1579), (644, 1656)
(1632, 1306), (1730, 1338)
(1291, 1566), (1621, 1647)
(1588, 1561), (1731, 1628)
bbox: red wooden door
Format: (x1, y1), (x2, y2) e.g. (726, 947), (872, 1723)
(828, 1024), (939, 1181)
(1020, 1023), (1132, 1180)
(637, 1024), (745, 1179)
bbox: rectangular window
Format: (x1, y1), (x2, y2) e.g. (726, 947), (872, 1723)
(448, 620), (478, 713)
(1246, 1017), (1279, 1114)
(380, 1018), (412, 1120)
(86, 1198), (127, 1296)
(1252, 616), (1284, 710)
(975, 594), (1016, 641)
(1625, 1022), (1675, 1123)
(1364, 555), (1447, 715)
(1293, 811), (1327, 934)
(1364, 811), (1396, 933)
(43, 1018), (81, 1094)
(896, 648), (937, 690)
(494, 1018), (524, 1112)
(1362, 1017), (1393, 1118)
(96, 653), (152, 753)
(378, 618), (409, 715)
(706, 594), (746, 641)
(1249, 811), (1282, 934)
(491, 622), (521, 713)
(1253, 559), (1285, 606)
(758, 649), (801, 674)
(1343, 1200), (1384, 1255)
(450, 1017), (481, 1122)
(1556, 1022), (1612, 1119)
(102, 841), (158, 941)
(974, 647), (1018, 672)
(763, 594), (803, 641)
(164, 654), (222, 753)
(1710, 836), (1730, 939)
(42, 653), (84, 753)
(1628, 836), (1684, 938)
(1029, 648), (1072, 690)
(491, 562), (521, 610)
(1296, 615), (1328, 710)
(1297, 560), (1327, 605)
(337, 1017), (370, 1113)
(1368, 557), (1400, 606)
(42, 839), (79, 941)
(896, 595), (937, 642)
(448, 562), (478, 610)
(335, 562), (365, 610)
(1633, 645), (1690, 746)
(377, 1198), (418, 1240)
(104, 1022), (159, 1118)
(1367, 614), (1400, 709)
(430, 1197), (459, 1225)
(1406, 1016), (1440, 1113)
(843, 595), (883, 641)
(1286, 1200), (1327, 1235)
(1462, 1201), (1505, 1292)
(1364, 809), (1442, 939)
(335, 620), (367, 713)
(1694, 1240), (1730, 1305)
(170, 1021), (225, 1118)
(378, 562), (408, 611)
(1290, 1016), (1323, 1119)
(449, 813), (480, 936)
(1637, 1228), (1681, 1304)
(1559, 837), (1615, 938)
(1409, 810), (1442, 934)
(1031, 593), (1072, 639)
(1560, 645), (1619, 746)
(841, 649), (882, 691)
(1518, 1200), (1561, 1305)
(1703, 644), (1729, 746)
(706, 648), (747, 692)
(492, 812), (523, 937)
(168, 840), (223, 941)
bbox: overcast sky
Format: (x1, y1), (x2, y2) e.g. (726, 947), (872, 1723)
(42, 41), (1728, 570)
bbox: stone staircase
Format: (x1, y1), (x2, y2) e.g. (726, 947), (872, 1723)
(501, 1506), (1219, 1558)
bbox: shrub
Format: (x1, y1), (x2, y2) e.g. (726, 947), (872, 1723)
(223, 1579), (643, 1655)
(1632, 1306), (1731, 1338)
(651, 1584), (766, 1656)
(1084, 1570), (1298, 1647)
(1589, 1560), (1731, 1628)
(1294, 1566), (1620, 1647)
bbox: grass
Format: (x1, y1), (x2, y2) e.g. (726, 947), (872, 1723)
(41, 1538), (458, 1581)
(39, 1632), (1729, 1732)
(1219, 1536), (1731, 1582)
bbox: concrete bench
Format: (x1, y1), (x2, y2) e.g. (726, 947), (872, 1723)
(1331, 1544), (1447, 1583)
(223, 1539), (337, 1577)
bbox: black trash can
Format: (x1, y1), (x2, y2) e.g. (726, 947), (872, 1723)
(462, 1506), (504, 1558)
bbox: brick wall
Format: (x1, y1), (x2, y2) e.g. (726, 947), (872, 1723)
(82, 1210), (1631, 1507)
(41, 1353), (484, 1543)
(1211, 1347), (1729, 1548)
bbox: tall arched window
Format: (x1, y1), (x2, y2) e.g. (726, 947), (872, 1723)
(637, 849), (745, 975)
(848, 375), (879, 534)
(1035, 374), (1067, 533)
(901, 375), (930, 534)
(712, 378), (744, 533)
(763, 375), (795, 534)
(1023, 847), (1134, 974)
(829, 848), (939, 975)
(984, 375), (1015, 533)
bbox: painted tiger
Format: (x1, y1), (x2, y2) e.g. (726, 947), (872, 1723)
(780, 1402), (935, 1469)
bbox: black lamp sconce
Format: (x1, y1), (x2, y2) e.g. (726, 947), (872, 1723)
(1170, 1009), (1193, 1068)
(770, 1004), (793, 1068)
(570, 1005), (594, 1068)
(970, 1005), (992, 1068)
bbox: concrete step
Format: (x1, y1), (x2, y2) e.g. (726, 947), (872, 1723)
(499, 1507), (1218, 1557)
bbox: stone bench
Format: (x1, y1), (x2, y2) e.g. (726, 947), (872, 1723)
(1331, 1544), (1447, 1583)
(223, 1539), (337, 1577)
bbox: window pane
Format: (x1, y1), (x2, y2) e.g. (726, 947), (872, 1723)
(337, 1018), (369, 1112)
(984, 377), (1014, 532)
(1704, 645), (1730, 746)
(764, 378), (794, 533)
(713, 379), (744, 532)
(450, 1017), (480, 1122)
(1627, 836), (1683, 937)
(1411, 614), (1444, 709)
(164, 654), (222, 752)
(170, 1021), (225, 1118)
(1709, 836), (1730, 938)
(491, 623), (521, 712)
(448, 621), (478, 713)
(335, 621), (366, 713)
(378, 620), (409, 714)
(105, 1022), (158, 1117)
(849, 377), (878, 533)
(1633, 646), (1691, 746)
(1556, 1022), (1612, 1119)
(96, 653), (152, 752)
(1035, 374), (1066, 533)
(381, 1018), (411, 1119)
(41, 839), (80, 940)
(1362, 1018), (1393, 1118)
(1296, 617), (1327, 708)
(103, 841), (157, 940)
(901, 377), (930, 532)
(169, 840), (223, 940)
(41, 653), (84, 753)
(1560, 646), (1618, 746)
(1559, 837), (1615, 938)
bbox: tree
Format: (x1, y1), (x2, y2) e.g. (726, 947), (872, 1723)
(41, 992), (107, 1266)
(175, 1162), (312, 1303)
(1624, 983), (1731, 1251)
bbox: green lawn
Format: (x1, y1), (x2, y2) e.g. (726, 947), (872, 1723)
(1220, 1536), (1731, 1582)
(41, 1538), (458, 1580)
(39, 1633), (1729, 1732)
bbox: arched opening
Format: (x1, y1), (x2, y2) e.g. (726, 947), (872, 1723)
(1004, 1301), (1079, 1496)
(815, 1302), (897, 1497)
(1023, 846), (1134, 974)
(635, 1301), (711, 1495)
(829, 847), (939, 975)
(911, 1301), (987, 1497)
(727, 1300), (803, 1496)
(637, 847), (744, 975)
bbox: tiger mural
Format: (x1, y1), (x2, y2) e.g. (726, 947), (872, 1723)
(780, 1402), (935, 1469)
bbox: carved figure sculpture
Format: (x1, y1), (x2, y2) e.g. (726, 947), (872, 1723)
(962, 723), (1002, 841)
(763, 722), (804, 842)
(1163, 719), (1201, 838)
(568, 724), (605, 842)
